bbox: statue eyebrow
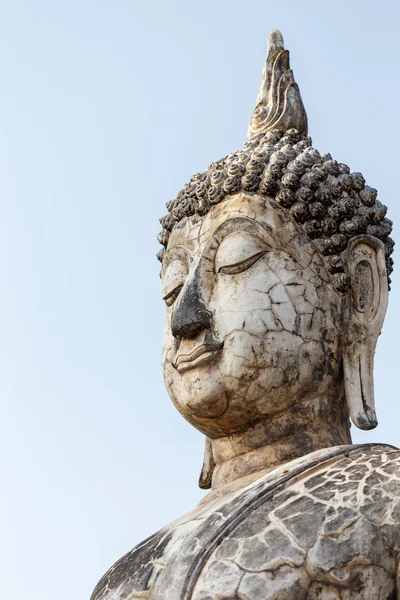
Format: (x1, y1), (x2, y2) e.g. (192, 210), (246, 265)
(161, 245), (191, 276)
(195, 216), (278, 270)
(209, 216), (277, 244)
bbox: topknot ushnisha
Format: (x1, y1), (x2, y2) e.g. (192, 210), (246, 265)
(157, 31), (394, 293)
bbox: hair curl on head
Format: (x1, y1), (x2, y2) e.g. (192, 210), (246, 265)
(157, 129), (394, 292)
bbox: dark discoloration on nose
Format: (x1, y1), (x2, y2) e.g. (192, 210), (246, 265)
(171, 268), (211, 340)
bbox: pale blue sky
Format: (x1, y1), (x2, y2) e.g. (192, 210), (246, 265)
(0, 1), (399, 599)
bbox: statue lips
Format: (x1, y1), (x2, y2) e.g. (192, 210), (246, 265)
(173, 341), (224, 373)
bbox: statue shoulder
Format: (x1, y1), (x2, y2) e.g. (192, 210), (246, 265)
(192, 444), (400, 599)
(298, 445), (400, 522)
(90, 527), (174, 600)
(321, 444), (400, 520)
(91, 445), (400, 600)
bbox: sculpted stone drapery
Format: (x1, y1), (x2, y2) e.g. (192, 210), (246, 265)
(91, 30), (399, 600)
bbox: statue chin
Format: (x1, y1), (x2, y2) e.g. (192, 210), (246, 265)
(185, 391), (228, 419)
(170, 369), (229, 420)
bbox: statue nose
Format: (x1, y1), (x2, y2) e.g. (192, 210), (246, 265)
(171, 275), (211, 340)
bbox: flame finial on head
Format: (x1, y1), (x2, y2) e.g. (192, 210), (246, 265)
(247, 29), (308, 141)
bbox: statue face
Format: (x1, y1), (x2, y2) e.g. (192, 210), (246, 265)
(161, 193), (345, 438)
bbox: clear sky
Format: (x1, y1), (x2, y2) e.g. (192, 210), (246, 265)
(0, 1), (399, 599)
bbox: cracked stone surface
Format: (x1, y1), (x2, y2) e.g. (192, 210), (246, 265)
(161, 193), (351, 444)
(91, 170), (394, 600)
(90, 29), (396, 600)
(192, 447), (400, 599)
(91, 446), (400, 599)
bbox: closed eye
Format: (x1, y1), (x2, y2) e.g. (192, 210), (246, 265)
(162, 257), (188, 307)
(215, 231), (270, 275)
(163, 284), (183, 307)
(218, 251), (267, 274)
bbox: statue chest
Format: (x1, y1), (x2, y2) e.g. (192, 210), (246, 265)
(91, 445), (400, 600)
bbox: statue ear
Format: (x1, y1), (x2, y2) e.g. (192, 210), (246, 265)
(343, 235), (388, 430)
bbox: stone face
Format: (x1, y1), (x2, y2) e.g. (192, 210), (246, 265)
(162, 193), (348, 440)
(91, 29), (397, 600)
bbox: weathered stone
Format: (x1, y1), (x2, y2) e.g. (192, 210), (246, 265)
(91, 29), (398, 600)
(238, 567), (309, 600)
(235, 527), (305, 571)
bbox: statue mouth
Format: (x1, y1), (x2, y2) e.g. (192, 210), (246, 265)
(173, 341), (224, 373)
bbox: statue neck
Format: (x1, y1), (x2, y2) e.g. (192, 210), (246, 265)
(210, 393), (351, 492)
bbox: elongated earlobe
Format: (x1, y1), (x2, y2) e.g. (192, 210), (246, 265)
(199, 437), (215, 489)
(343, 235), (388, 430)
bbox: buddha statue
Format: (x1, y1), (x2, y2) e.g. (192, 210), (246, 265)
(91, 30), (399, 600)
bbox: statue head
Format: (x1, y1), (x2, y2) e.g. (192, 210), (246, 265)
(157, 31), (394, 486)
